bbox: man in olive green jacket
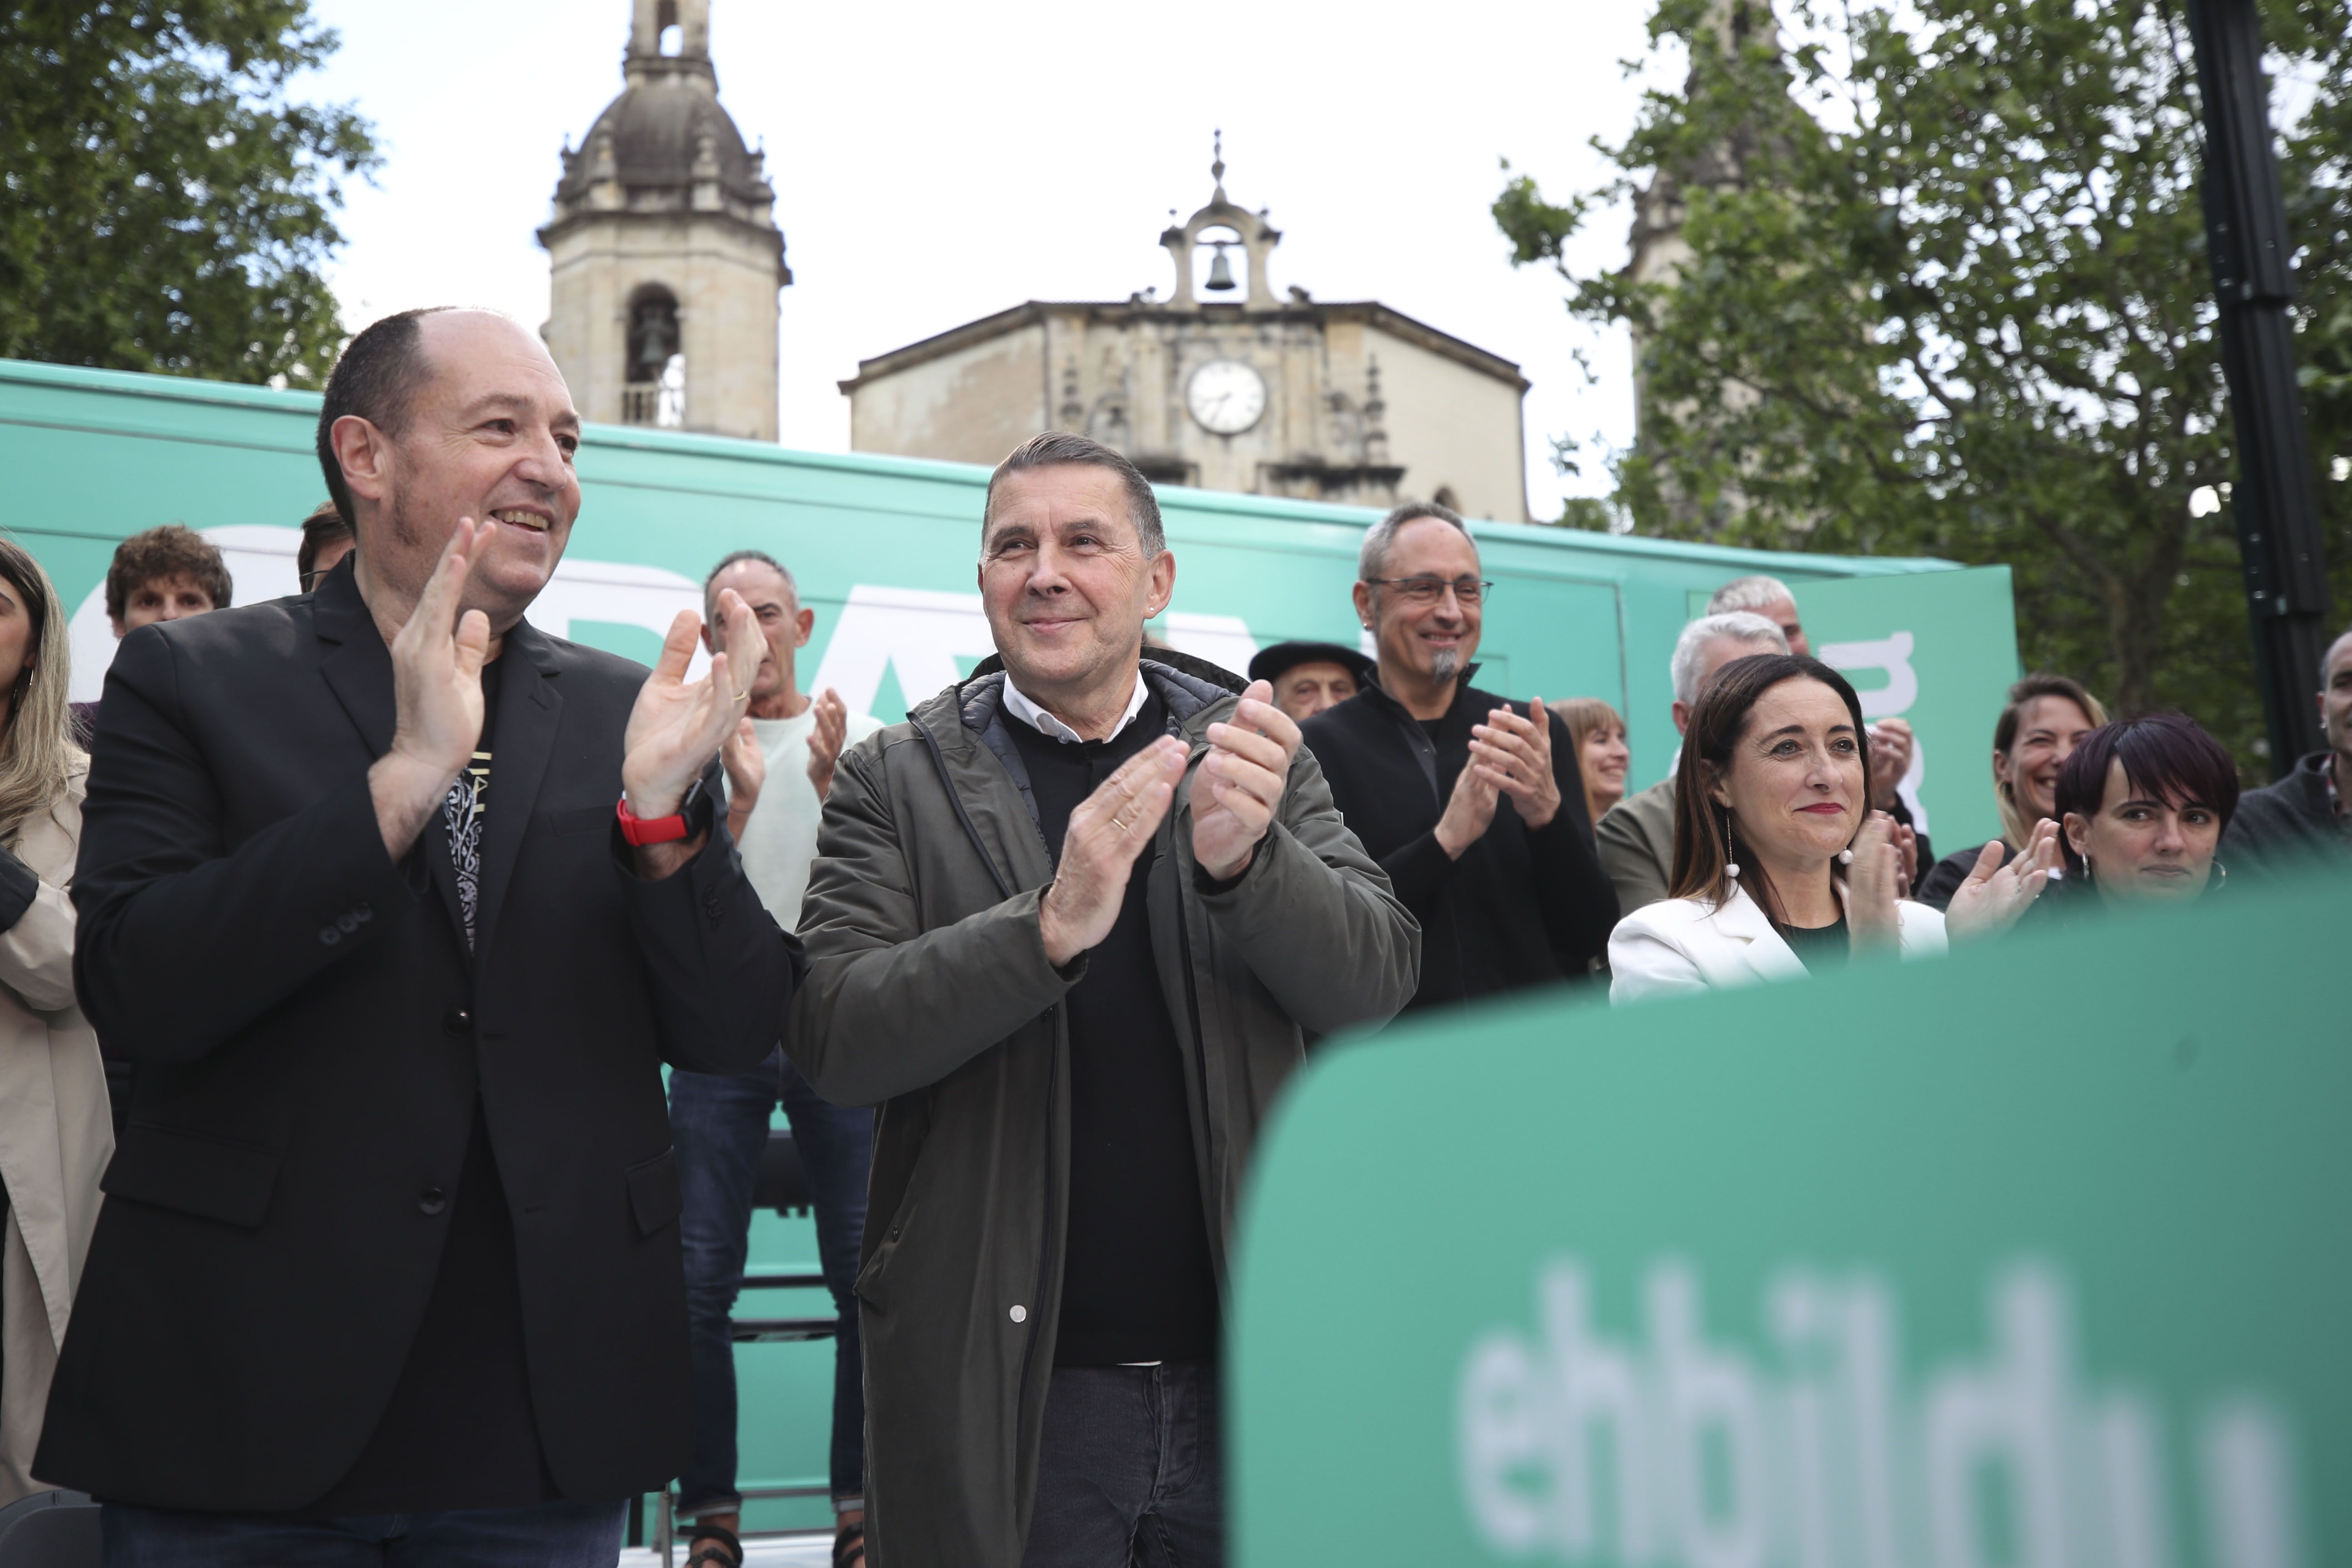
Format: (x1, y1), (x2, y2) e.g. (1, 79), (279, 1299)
(788, 432), (1418, 1568)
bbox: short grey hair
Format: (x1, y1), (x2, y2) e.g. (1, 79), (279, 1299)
(984, 431), (1165, 555)
(1671, 611), (1790, 706)
(1707, 574), (1797, 616)
(2320, 624), (2352, 689)
(705, 549), (796, 624)
(1359, 500), (1474, 582)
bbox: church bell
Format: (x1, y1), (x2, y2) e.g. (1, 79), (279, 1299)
(1204, 244), (1237, 292)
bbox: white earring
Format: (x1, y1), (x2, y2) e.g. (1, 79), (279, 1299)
(1838, 849), (1855, 865)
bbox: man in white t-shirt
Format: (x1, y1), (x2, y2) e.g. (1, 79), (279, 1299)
(670, 550), (882, 1568)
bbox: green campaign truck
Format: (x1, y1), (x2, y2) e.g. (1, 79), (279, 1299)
(0, 356), (2024, 1534)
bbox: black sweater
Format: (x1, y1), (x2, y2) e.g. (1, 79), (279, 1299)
(2224, 751), (2349, 881)
(1302, 675), (1617, 1010)
(1006, 695), (1220, 1366)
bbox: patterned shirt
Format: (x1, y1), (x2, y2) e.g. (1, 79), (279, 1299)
(442, 745), (491, 949)
(440, 664), (499, 951)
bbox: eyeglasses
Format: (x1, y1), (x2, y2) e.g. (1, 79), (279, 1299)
(1363, 576), (1493, 606)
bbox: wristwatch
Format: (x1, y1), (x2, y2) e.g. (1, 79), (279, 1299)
(615, 778), (707, 846)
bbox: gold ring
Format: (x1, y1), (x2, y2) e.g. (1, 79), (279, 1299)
(1112, 815), (1132, 833)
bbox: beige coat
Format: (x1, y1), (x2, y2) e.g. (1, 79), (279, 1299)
(0, 765), (112, 1501)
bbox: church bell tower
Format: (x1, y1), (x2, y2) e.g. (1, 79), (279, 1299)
(539, 0), (790, 441)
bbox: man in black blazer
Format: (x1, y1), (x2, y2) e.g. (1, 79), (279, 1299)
(1302, 501), (1617, 1009)
(38, 307), (797, 1563)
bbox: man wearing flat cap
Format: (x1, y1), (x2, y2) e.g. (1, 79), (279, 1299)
(1248, 640), (1376, 724)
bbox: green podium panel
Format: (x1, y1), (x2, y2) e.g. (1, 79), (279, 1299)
(1233, 879), (2345, 1567)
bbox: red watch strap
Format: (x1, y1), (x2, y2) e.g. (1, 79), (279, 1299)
(615, 795), (691, 846)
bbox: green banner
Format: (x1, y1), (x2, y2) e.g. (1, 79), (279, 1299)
(1801, 567), (2021, 863)
(1233, 877), (2343, 1567)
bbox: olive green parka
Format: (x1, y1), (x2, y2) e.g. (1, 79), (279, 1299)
(788, 652), (1418, 1567)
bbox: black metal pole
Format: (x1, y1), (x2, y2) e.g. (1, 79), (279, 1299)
(2185, 0), (2333, 774)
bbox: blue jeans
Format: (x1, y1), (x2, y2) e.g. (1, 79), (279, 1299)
(668, 1047), (871, 1516)
(1021, 1364), (1223, 1568)
(101, 1500), (625, 1567)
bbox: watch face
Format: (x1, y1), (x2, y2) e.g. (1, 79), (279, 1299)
(1186, 359), (1267, 435)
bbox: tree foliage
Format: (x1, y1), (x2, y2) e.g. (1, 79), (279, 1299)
(1498, 0), (2352, 769)
(0, 1), (377, 386)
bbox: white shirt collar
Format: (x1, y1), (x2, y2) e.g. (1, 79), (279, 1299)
(1003, 670), (1149, 745)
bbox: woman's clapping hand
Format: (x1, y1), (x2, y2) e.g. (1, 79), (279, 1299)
(1846, 811), (1904, 954)
(1944, 819), (2062, 943)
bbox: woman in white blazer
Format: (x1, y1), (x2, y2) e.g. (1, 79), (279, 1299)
(1611, 653), (2056, 1004)
(0, 541), (110, 1501)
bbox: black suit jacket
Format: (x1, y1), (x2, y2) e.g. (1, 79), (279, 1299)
(1301, 673), (1617, 1009)
(36, 561), (797, 1511)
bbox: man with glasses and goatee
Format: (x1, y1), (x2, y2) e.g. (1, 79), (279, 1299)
(1301, 501), (1618, 1009)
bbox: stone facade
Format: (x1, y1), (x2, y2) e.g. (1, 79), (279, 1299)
(841, 148), (1532, 522)
(539, 0), (789, 441)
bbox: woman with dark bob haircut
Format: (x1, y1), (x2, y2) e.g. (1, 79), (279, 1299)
(1610, 654), (2055, 1002)
(2055, 712), (2240, 909)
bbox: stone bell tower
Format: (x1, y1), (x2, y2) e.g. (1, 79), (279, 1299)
(539, 0), (790, 441)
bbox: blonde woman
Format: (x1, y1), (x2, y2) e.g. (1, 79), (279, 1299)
(1914, 673), (2106, 908)
(1549, 697), (1630, 840)
(0, 538), (109, 1501)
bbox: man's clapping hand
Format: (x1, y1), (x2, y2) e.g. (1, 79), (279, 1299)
(1435, 698), (1561, 858)
(371, 519), (495, 860)
(1432, 748), (1502, 859)
(1192, 679), (1300, 881)
(620, 587), (761, 878)
(721, 717), (764, 841)
(806, 687), (849, 802)
(1471, 698), (1562, 830)
(1037, 737), (1188, 967)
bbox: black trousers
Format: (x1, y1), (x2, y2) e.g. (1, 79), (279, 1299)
(1020, 1364), (1222, 1568)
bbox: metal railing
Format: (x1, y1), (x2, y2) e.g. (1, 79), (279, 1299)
(644, 1264), (842, 1563)
(732, 1266), (838, 1343)
(648, 1482), (835, 1564)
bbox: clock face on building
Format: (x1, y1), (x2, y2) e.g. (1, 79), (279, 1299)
(1186, 359), (1267, 435)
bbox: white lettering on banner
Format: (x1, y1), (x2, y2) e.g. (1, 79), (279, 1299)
(1820, 633), (1919, 719)
(1818, 631), (1930, 836)
(1457, 1257), (2305, 1568)
(67, 526), (712, 703)
(806, 586), (995, 719)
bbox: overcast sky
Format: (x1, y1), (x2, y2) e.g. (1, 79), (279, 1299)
(305, 0), (1669, 519)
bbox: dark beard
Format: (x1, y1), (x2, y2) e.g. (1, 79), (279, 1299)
(385, 488), (428, 550)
